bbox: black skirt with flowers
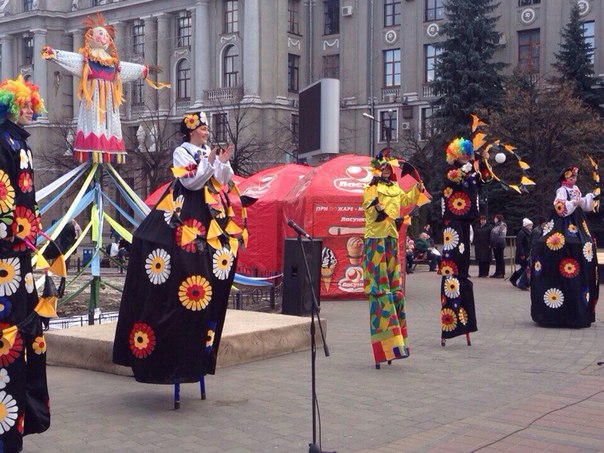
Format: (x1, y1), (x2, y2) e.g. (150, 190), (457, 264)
(530, 210), (598, 328)
(113, 178), (239, 384)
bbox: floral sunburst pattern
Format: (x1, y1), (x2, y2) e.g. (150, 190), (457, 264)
(443, 277), (460, 299)
(19, 149), (29, 170)
(442, 187), (453, 199)
(17, 172), (33, 193)
(441, 308), (457, 332)
(175, 218), (206, 252)
(439, 259), (458, 277)
(145, 249), (171, 285)
(129, 322), (156, 359)
(458, 308), (468, 325)
(447, 192), (471, 216)
(0, 369), (9, 390)
(212, 247), (234, 280)
(543, 288), (564, 309)
(554, 200), (567, 216)
(0, 391), (18, 434)
(582, 288), (590, 305)
(11, 206), (40, 250)
(533, 258), (542, 276)
(583, 242), (594, 262)
(0, 324), (22, 367)
(442, 227), (460, 251)
(0, 171), (15, 215)
(559, 258), (579, 279)
(24, 272), (34, 294)
(0, 258), (21, 297)
(179, 275), (212, 311)
(567, 223), (578, 235)
(162, 194), (184, 225)
(205, 321), (217, 352)
(542, 220), (554, 235)
(546, 233), (565, 251)
(183, 113), (201, 130)
(0, 298), (11, 319)
(446, 169), (463, 184)
(582, 220), (590, 235)
(32, 335), (46, 355)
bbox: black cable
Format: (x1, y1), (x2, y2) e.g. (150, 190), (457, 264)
(470, 389), (604, 452)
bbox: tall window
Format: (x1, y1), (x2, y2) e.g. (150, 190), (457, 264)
(582, 21), (595, 64)
(384, 0), (401, 27)
(421, 107), (436, 140)
(425, 0), (444, 21)
(288, 53), (300, 92)
(23, 0), (33, 11)
(323, 54), (340, 79)
(213, 113), (228, 143)
(288, 0), (300, 34)
(224, 0), (239, 34)
(132, 20), (145, 56)
(177, 11), (192, 48)
(383, 49), (401, 87)
(518, 29), (540, 72)
(324, 0), (340, 35)
(23, 36), (34, 65)
(223, 45), (239, 87)
(176, 59), (190, 100)
(132, 79), (144, 105)
(379, 110), (398, 144)
(424, 44), (442, 82)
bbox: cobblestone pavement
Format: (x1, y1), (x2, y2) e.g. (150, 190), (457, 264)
(25, 267), (604, 453)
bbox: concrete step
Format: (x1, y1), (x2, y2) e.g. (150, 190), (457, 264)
(45, 310), (325, 376)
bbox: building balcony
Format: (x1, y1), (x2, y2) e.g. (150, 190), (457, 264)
(204, 86), (243, 103)
(381, 87), (400, 103)
(422, 83), (437, 98)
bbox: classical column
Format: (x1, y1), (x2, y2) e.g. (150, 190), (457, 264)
(0, 35), (13, 80)
(242, 0), (260, 102)
(192, 1), (210, 107)
(143, 15), (158, 110)
(32, 29), (48, 115)
(156, 13), (171, 113)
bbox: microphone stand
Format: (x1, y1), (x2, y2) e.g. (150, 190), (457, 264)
(293, 231), (333, 453)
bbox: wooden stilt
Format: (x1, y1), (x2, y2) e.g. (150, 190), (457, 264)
(375, 363), (380, 369)
(199, 375), (206, 400)
(466, 332), (472, 346)
(441, 337), (446, 347)
(174, 384), (180, 410)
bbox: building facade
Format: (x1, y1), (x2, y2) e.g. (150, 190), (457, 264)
(0, 0), (602, 190)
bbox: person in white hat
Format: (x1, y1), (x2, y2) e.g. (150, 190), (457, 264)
(510, 218), (533, 289)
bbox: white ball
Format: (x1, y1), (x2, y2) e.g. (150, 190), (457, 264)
(495, 152), (506, 164)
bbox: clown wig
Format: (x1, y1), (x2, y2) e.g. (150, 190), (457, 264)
(445, 138), (474, 165)
(0, 75), (45, 123)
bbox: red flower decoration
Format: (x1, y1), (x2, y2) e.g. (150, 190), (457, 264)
(129, 322), (156, 359)
(439, 259), (458, 277)
(559, 258), (579, 278)
(11, 205), (40, 251)
(447, 192), (471, 216)
(446, 169), (462, 183)
(18, 172), (33, 193)
(175, 218), (206, 252)
(0, 322), (23, 366)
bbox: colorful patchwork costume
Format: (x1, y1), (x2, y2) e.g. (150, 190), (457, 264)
(362, 151), (420, 367)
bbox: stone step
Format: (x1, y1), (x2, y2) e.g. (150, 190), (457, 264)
(45, 310), (325, 376)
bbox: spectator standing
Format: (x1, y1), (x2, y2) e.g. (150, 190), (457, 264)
(473, 214), (492, 277)
(489, 214), (507, 278)
(510, 218), (533, 290)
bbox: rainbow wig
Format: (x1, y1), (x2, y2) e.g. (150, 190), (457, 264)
(445, 137), (474, 164)
(0, 75), (45, 123)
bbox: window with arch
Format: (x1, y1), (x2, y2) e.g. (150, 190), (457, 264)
(223, 45), (239, 88)
(176, 59), (191, 100)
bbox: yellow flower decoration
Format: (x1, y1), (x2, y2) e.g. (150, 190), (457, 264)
(183, 114), (201, 131)
(178, 275), (212, 311)
(0, 171), (15, 215)
(32, 335), (46, 355)
(546, 233), (565, 251)
(443, 187), (453, 198)
(441, 308), (457, 332)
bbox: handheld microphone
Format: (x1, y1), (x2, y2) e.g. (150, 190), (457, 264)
(287, 219), (312, 239)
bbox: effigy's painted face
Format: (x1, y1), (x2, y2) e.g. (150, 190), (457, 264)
(90, 26), (111, 50)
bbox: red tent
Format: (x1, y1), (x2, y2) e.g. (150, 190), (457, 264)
(236, 164), (312, 276)
(144, 174), (246, 207)
(282, 154), (428, 299)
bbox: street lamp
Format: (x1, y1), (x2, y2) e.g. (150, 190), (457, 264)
(363, 110), (395, 152)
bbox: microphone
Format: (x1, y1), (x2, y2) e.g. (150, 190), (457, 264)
(287, 219), (312, 239)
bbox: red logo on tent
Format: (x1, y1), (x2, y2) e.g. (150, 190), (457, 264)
(333, 165), (372, 193)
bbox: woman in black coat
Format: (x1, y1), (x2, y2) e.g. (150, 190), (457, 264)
(473, 214), (492, 277)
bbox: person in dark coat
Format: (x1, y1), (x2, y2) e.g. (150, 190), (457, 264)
(510, 218), (533, 289)
(489, 214), (507, 278)
(473, 214), (492, 277)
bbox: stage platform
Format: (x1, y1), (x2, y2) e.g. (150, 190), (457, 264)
(45, 310), (324, 376)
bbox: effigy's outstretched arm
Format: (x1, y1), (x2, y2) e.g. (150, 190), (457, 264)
(41, 46), (83, 77)
(119, 61), (148, 83)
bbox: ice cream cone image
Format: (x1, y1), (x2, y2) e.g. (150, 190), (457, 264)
(321, 247), (338, 292)
(346, 236), (364, 265)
